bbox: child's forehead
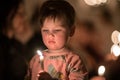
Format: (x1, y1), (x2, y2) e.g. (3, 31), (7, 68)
(42, 18), (68, 28)
(45, 16), (64, 21)
(44, 17), (65, 25)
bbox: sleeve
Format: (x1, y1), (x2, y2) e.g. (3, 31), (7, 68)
(24, 60), (33, 80)
(24, 54), (40, 80)
(24, 66), (31, 80)
(67, 54), (88, 80)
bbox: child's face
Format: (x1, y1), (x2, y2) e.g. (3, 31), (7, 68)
(41, 18), (69, 51)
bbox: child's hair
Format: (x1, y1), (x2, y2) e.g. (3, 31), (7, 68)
(37, 0), (75, 29)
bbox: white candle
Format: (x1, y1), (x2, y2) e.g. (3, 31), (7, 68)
(37, 50), (44, 69)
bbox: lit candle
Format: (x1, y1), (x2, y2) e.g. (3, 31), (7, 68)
(98, 65), (105, 76)
(111, 30), (120, 44)
(110, 30), (120, 60)
(37, 50), (44, 70)
(111, 44), (120, 57)
(90, 65), (106, 80)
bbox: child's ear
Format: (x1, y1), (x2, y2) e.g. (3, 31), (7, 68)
(69, 25), (75, 37)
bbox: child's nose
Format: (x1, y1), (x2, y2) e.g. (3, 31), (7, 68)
(48, 32), (55, 37)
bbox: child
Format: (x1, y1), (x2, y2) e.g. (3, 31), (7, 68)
(25, 0), (88, 80)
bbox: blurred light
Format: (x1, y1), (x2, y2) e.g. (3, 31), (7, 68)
(118, 33), (120, 42)
(37, 50), (44, 69)
(37, 50), (42, 56)
(84, 0), (107, 6)
(111, 30), (120, 44)
(111, 44), (120, 57)
(84, 0), (97, 6)
(37, 50), (44, 60)
(98, 65), (105, 76)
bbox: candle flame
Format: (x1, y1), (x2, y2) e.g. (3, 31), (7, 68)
(37, 50), (44, 60)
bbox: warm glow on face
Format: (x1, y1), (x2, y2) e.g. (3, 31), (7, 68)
(41, 18), (68, 51)
(98, 65), (105, 76)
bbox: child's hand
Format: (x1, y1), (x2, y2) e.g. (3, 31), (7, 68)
(38, 72), (53, 80)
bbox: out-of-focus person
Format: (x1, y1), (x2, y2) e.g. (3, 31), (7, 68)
(68, 19), (105, 79)
(92, 5), (117, 56)
(0, 0), (46, 80)
(0, 0), (19, 80)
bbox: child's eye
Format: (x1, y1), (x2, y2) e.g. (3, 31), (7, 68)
(42, 30), (49, 33)
(53, 30), (61, 33)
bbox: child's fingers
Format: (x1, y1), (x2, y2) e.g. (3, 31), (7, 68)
(37, 70), (44, 77)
